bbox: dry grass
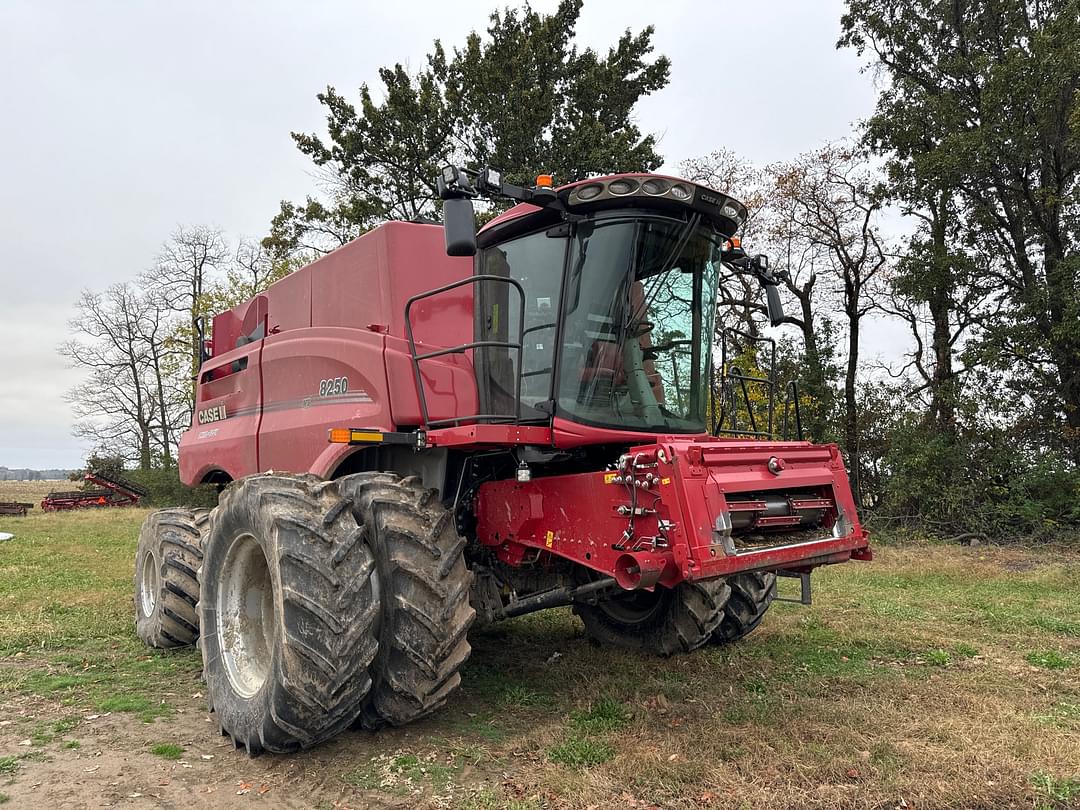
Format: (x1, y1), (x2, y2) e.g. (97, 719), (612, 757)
(0, 509), (1077, 809)
(0, 480), (69, 507)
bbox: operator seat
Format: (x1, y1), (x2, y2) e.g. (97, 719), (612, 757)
(577, 281), (665, 405)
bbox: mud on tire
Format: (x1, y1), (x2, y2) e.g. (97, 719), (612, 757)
(712, 571), (777, 644)
(337, 472), (474, 728)
(574, 578), (732, 656)
(198, 474), (378, 755)
(135, 508), (209, 648)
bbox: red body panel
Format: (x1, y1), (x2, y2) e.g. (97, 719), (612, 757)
(180, 221), (475, 485)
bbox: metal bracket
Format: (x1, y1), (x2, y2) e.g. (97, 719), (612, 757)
(774, 570), (812, 605)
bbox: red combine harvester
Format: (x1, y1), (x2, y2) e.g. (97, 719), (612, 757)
(133, 168), (870, 755)
(42, 471), (147, 511)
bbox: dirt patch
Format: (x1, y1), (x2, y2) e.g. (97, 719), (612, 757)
(0, 689), (520, 809)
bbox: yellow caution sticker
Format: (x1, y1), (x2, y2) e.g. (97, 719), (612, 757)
(604, 473), (618, 484)
(545, 530), (555, 548)
(661, 477), (671, 485)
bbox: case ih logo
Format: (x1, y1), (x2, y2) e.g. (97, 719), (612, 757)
(198, 404), (228, 425)
(698, 191), (723, 207)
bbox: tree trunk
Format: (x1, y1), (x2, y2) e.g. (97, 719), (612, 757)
(927, 193), (957, 434)
(845, 302), (861, 507)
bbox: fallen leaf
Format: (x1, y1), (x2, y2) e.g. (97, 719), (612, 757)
(845, 767), (860, 779)
(18, 739), (31, 746)
(201, 754), (214, 760)
(257, 784), (271, 795)
(667, 753), (679, 761)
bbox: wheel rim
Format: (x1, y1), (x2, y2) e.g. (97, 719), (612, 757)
(217, 532), (275, 699)
(139, 550), (158, 618)
(596, 587), (669, 625)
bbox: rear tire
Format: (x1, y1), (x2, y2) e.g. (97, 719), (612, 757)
(134, 508), (209, 648)
(198, 474), (378, 755)
(712, 571), (776, 644)
(337, 472), (474, 728)
(574, 578), (731, 656)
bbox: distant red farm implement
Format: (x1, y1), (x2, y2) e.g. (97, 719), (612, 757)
(41, 471), (148, 511)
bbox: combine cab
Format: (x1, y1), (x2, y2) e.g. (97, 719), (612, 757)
(134, 167), (870, 754)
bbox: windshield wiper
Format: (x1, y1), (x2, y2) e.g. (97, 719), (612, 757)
(627, 213), (702, 332)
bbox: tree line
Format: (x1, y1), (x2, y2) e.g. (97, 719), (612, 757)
(66, 0), (1079, 537)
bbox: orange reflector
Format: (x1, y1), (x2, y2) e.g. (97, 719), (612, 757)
(349, 430), (384, 443)
(329, 428), (385, 444)
(730, 236), (742, 249)
(536, 174), (554, 188)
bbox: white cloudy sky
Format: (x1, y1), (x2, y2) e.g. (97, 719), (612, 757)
(0, 0), (885, 469)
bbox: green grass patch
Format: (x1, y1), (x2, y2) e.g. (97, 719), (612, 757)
(0, 792), (8, 804)
(1027, 650), (1074, 670)
(1029, 615), (1080, 638)
(547, 733), (615, 767)
(64, 740), (80, 750)
(569, 696), (632, 734)
(925, 649), (951, 666)
(1031, 771), (1080, 806)
(150, 743), (184, 760)
(0, 757), (17, 776)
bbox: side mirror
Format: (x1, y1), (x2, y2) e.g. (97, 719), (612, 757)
(443, 197), (477, 257)
(764, 283), (785, 327)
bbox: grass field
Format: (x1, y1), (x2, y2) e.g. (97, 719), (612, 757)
(0, 480), (67, 507)
(0, 506), (1077, 808)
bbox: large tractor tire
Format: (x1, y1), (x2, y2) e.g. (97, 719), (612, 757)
(337, 472), (474, 728)
(198, 474), (378, 755)
(134, 507), (209, 648)
(574, 578), (732, 656)
(712, 571), (777, 644)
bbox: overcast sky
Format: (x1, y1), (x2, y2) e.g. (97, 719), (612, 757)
(0, 0), (881, 469)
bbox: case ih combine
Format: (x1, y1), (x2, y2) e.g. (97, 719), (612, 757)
(134, 168), (870, 755)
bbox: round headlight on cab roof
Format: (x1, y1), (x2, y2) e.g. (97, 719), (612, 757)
(721, 203), (741, 219)
(641, 178), (670, 195)
(670, 184), (692, 201)
(576, 183), (604, 201)
(607, 179), (639, 196)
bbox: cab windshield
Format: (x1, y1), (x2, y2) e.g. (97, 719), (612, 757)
(476, 214), (723, 433)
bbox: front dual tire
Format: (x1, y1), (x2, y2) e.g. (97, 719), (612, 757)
(199, 475), (379, 755)
(196, 472), (474, 755)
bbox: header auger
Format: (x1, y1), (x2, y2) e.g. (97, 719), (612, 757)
(134, 166), (869, 754)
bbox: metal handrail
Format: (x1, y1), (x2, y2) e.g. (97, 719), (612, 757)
(713, 328), (804, 441)
(404, 274), (527, 428)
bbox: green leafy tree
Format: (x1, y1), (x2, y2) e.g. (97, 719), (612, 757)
(841, 0), (1080, 460)
(265, 0), (670, 257)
